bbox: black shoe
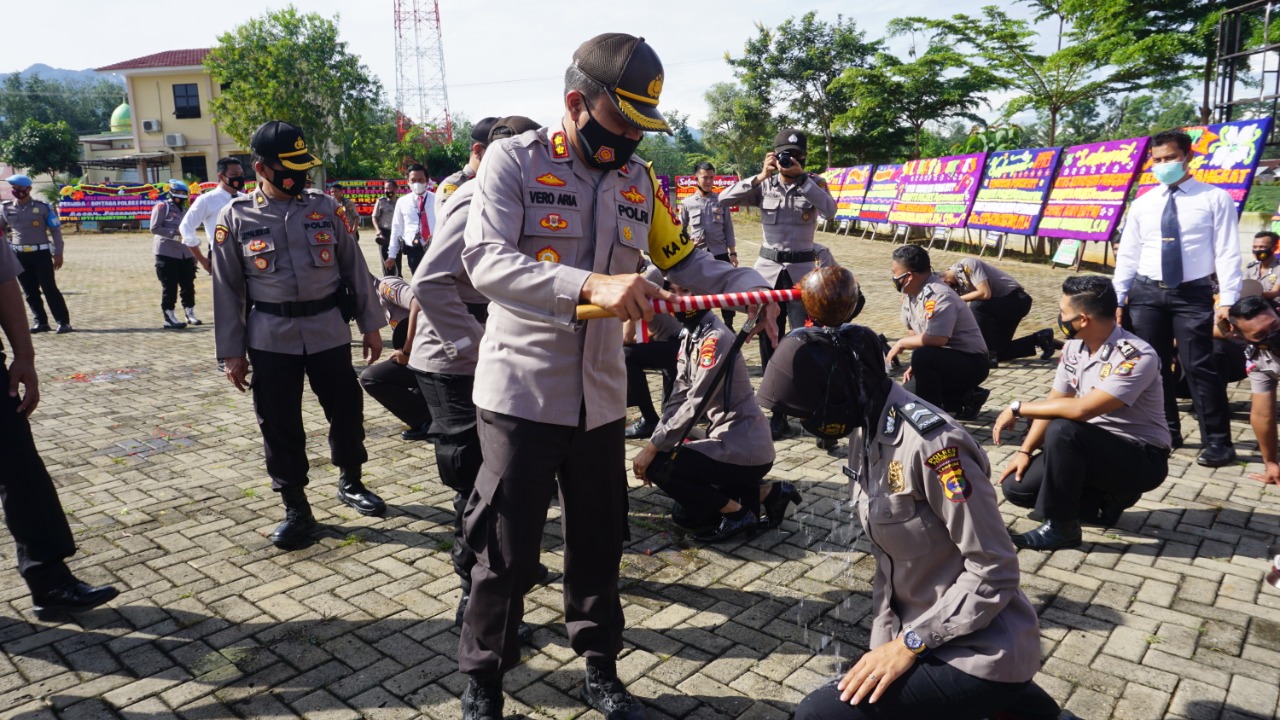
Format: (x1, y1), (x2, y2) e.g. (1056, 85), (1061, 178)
(32, 581), (120, 620)
(1196, 443), (1236, 468)
(163, 309), (187, 330)
(1170, 434), (1184, 451)
(337, 467), (387, 517)
(55, 323), (73, 334)
(762, 482), (802, 529)
(1083, 492), (1137, 528)
(815, 436), (838, 450)
(461, 673), (505, 720)
(693, 509), (757, 543)
(30, 322), (51, 333)
(400, 425), (431, 441)
(624, 417), (656, 439)
(271, 488), (317, 550)
(582, 660), (646, 720)
(456, 594), (468, 627)
(1034, 328), (1056, 360)
(955, 387), (991, 420)
(1010, 519), (1082, 551)
(988, 354), (999, 369)
(770, 412), (793, 440)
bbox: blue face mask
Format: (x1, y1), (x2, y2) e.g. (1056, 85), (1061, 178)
(1152, 161), (1187, 186)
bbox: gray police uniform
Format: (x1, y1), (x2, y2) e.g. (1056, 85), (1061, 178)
(358, 276), (432, 432)
(337, 197), (360, 243)
(372, 192), (398, 269)
(0, 198), (69, 327)
(211, 188), (385, 490)
(718, 173), (836, 365)
(1246, 343), (1280, 394)
(434, 165), (475, 215)
(1246, 256), (1280, 297)
(947, 257), (1043, 362)
(625, 264), (684, 423)
(681, 189), (738, 325)
(1002, 325), (1171, 522)
(900, 276), (988, 409)
(458, 123), (769, 674)
(150, 200), (198, 313)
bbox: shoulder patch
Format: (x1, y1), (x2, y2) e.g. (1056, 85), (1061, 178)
(1115, 359), (1138, 376)
(439, 183), (459, 197)
(1116, 340), (1139, 359)
(214, 225), (230, 245)
(920, 285), (936, 300)
(897, 402), (945, 436)
(923, 299), (937, 319)
(698, 336), (718, 369)
(925, 447), (972, 503)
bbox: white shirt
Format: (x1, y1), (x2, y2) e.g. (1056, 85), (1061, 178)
(388, 190), (436, 258)
(178, 185), (238, 247)
(1114, 177), (1242, 307)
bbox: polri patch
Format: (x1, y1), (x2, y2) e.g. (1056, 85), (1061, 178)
(535, 246), (560, 263)
(923, 299), (937, 319)
(214, 225), (229, 245)
(248, 239), (269, 253)
(307, 211), (325, 221)
(925, 447), (971, 503)
(1116, 359), (1138, 376)
(539, 213), (569, 232)
(620, 186), (646, 204)
(698, 337), (718, 369)
(253, 257), (269, 270)
(314, 232), (332, 244)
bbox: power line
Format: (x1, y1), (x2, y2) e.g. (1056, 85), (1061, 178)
(448, 57), (724, 89)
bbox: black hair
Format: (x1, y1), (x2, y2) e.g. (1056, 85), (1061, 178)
(1151, 130), (1193, 158)
(1230, 295), (1275, 322)
(564, 64), (608, 104)
(1062, 275), (1118, 317)
(406, 163), (428, 177)
(216, 157), (243, 175)
(891, 244), (931, 274)
(1255, 231), (1279, 244)
(694, 161), (715, 174)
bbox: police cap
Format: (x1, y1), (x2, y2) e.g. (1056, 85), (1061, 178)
(488, 116), (542, 144)
(758, 325), (888, 439)
(471, 117), (500, 145)
(167, 180), (189, 198)
(251, 120), (322, 171)
(572, 33), (672, 135)
(774, 128), (807, 154)
(7, 174), (32, 188)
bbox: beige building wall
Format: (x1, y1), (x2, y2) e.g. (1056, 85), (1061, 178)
(123, 68), (244, 183)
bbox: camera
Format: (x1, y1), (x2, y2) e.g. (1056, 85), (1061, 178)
(777, 151), (795, 169)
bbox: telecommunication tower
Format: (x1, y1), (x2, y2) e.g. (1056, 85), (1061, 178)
(393, 0), (453, 144)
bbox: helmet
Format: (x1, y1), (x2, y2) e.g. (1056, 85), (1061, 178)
(799, 266), (862, 327)
(7, 174), (33, 188)
(168, 180), (189, 198)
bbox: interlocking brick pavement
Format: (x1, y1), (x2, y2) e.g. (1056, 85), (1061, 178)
(0, 223), (1278, 719)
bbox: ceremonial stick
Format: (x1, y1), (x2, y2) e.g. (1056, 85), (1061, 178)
(576, 287), (802, 320)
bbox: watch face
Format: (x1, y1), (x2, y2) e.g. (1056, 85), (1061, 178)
(905, 630), (923, 650)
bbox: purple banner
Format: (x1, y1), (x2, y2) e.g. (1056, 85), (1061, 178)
(967, 147), (1063, 235)
(834, 165), (872, 222)
(1134, 117), (1273, 215)
(889, 153), (986, 227)
(1038, 137), (1150, 242)
(857, 164), (903, 223)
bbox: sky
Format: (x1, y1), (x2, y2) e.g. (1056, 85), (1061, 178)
(4, 0), (1046, 131)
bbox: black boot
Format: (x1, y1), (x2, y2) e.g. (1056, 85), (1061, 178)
(30, 321), (51, 333)
(271, 487), (317, 549)
(762, 482), (802, 529)
(770, 412), (792, 440)
(32, 580), (120, 620)
(461, 672), (505, 720)
(955, 386), (991, 420)
(581, 659), (646, 720)
(337, 467), (387, 517)
(1034, 328), (1056, 359)
(1010, 519), (1081, 551)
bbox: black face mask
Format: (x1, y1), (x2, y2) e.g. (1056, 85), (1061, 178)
(264, 166), (308, 197)
(891, 272), (910, 293)
(1058, 313), (1082, 339)
(385, 191), (395, 198)
(576, 103), (641, 171)
(675, 308), (710, 328)
(1255, 249), (1274, 262)
(225, 176), (246, 192)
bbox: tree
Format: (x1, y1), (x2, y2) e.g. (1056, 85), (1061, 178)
(0, 74), (124, 140)
(699, 83), (770, 176)
(0, 119), (80, 180)
(205, 6), (383, 182)
(728, 12), (882, 168)
(636, 135), (686, 179)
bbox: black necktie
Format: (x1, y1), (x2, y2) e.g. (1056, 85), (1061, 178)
(1161, 187), (1183, 287)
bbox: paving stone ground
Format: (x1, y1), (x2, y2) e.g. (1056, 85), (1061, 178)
(1, 222), (1279, 720)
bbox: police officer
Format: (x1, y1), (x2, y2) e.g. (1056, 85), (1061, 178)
(328, 182), (361, 243)
(884, 245), (989, 419)
(940, 257), (1055, 365)
(995, 276), (1171, 551)
(150, 180), (199, 329)
(211, 120), (388, 550)
(359, 275), (432, 440)
(1227, 295), (1280, 485)
(457, 34), (776, 720)
(1245, 231), (1280, 303)
(0, 175), (71, 334)
(719, 128), (836, 438)
(758, 324), (1062, 720)
(623, 262), (682, 439)
(372, 180), (400, 275)
(681, 161), (737, 327)
(435, 117), (500, 214)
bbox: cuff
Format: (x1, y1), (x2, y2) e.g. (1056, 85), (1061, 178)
(552, 267), (594, 330)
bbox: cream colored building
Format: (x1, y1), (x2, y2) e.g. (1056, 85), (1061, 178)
(81, 49), (248, 184)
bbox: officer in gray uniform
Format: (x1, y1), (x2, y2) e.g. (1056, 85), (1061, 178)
(940, 257), (1054, 365)
(456, 33), (775, 720)
(435, 117), (500, 215)
(211, 120), (388, 550)
(623, 261), (683, 439)
(758, 324), (1062, 720)
(150, 180), (200, 329)
(885, 245), (989, 419)
(0, 174), (70, 334)
(359, 275), (432, 439)
(718, 128), (836, 437)
(1228, 295), (1280, 486)
(328, 183), (361, 243)
(372, 181), (400, 275)
(680, 161), (737, 327)
(995, 276), (1171, 550)
(1245, 231), (1280, 302)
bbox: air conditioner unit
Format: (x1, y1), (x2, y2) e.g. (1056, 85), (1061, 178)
(142, 119), (162, 133)
(164, 133), (187, 148)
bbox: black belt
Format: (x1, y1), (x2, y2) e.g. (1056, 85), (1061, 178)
(760, 246), (815, 263)
(253, 294), (339, 318)
(1136, 274), (1213, 290)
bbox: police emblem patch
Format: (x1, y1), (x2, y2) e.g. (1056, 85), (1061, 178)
(923, 299), (937, 319)
(594, 146), (616, 164)
(539, 214), (569, 231)
(253, 257), (268, 270)
(1100, 363), (1112, 379)
(888, 461), (905, 493)
(620, 186), (646, 204)
(925, 446), (971, 503)
(214, 225), (229, 245)
(319, 248), (332, 263)
(1116, 359), (1138, 376)
(248, 239), (269, 253)
(535, 246), (561, 263)
(698, 337), (718, 368)
(314, 232), (332, 244)
(536, 173), (566, 187)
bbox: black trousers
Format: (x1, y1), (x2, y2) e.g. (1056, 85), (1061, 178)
(908, 347), (988, 410)
(415, 371), (483, 592)
(376, 233), (401, 277)
(624, 337), (679, 422)
(649, 447), (770, 526)
(16, 250), (69, 325)
(359, 360), (432, 429)
(459, 409), (627, 674)
(1127, 277), (1231, 445)
(712, 252), (738, 327)
(404, 244), (426, 275)
(247, 343), (368, 490)
(1002, 418), (1169, 522)
(155, 255), (197, 311)
(759, 271), (809, 369)
(0, 361), (77, 594)
(970, 290), (1038, 361)
(795, 658), (1059, 720)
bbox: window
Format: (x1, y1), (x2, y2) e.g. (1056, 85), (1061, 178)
(181, 155), (209, 183)
(173, 83), (200, 119)
(230, 153), (256, 181)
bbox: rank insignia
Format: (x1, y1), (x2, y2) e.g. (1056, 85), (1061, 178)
(539, 213), (569, 231)
(1116, 340), (1138, 359)
(248, 239), (269, 252)
(31, 220), (40, 227)
(439, 183), (459, 197)
(620, 186), (646, 204)
(623, 226), (633, 242)
(319, 248), (332, 263)
(923, 299), (937, 319)
(307, 211), (325, 221)
(535, 246), (561, 263)
(888, 461), (905, 493)
(1116, 359), (1138, 376)
(698, 337), (718, 368)
(214, 225), (229, 245)
(594, 146), (616, 164)
(884, 406), (898, 435)
(1100, 363), (1112, 379)
(253, 257), (269, 270)
(925, 447), (970, 503)
(536, 173), (566, 187)
(314, 232), (332, 244)
(551, 132), (569, 159)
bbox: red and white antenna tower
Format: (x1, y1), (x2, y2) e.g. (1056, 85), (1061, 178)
(393, 0), (453, 144)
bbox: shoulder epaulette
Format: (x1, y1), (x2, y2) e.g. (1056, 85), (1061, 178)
(895, 401), (946, 436)
(1116, 340), (1139, 359)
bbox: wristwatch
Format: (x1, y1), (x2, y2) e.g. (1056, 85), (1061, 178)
(902, 629), (927, 656)
(1009, 400), (1022, 418)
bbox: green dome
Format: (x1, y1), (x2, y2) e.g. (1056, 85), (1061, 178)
(110, 102), (131, 133)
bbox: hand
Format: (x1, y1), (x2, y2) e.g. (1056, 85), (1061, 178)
(1115, 306), (1125, 326)
(884, 342), (902, 366)
(744, 302), (781, 347)
(363, 330), (383, 364)
(199, 257), (212, 274)
(837, 640), (916, 705)
(992, 407), (1017, 446)
(1000, 451), (1031, 484)
(52, 254), (63, 270)
(632, 442), (659, 486)
(1249, 460), (1280, 485)
(224, 356), (249, 392)
(757, 152), (779, 183)
(1214, 305), (1231, 325)
(728, 253), (739, 268)
(384, 258), (397, 272)
(901, 366), (913, 383)
(581, 273), (672, 322)
(389, 349), (409, 366)
(7, 355), (39, 417)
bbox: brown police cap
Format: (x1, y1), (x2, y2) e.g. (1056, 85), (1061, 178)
(573, 33), (672, 135)
(251, 120), (322, 171)
(774, 128), (807, 154)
